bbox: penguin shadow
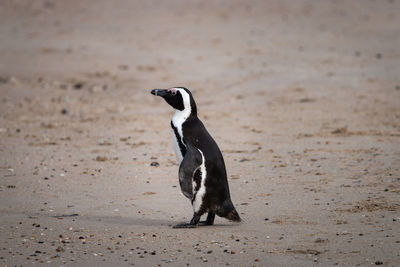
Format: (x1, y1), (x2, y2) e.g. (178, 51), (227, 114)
(80, 215), (241, 228)
(78, 215), (173, 227)
(172, 220), (242, 229)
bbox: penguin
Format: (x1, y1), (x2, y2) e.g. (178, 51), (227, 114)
(151, 87), (241, 228)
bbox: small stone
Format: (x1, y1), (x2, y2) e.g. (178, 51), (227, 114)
(118, 65), (129, 70)
(9, 76), (20, 86)
(61, 108), (68, 115)
(150, 161), (160, 167)
(331, 127), (347, 134)
(74, 83), (83, 90)
(375, 53), (382, 59)
(96, 156), (108, 162)
(0, 76), (8, 83)
(375, 261), (383, 265)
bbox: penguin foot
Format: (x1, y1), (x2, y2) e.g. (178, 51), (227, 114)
(198, 220), (214, 226)
(172, 223), (198, 229)
(198, 211), (215, 226)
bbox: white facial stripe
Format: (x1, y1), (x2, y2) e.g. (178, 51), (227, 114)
(193, 149), (206, 212)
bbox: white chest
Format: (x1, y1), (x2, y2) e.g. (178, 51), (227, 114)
(171, 129), (183, 163)
(171, 108), (190, 163)
(171, 109), (189, 138)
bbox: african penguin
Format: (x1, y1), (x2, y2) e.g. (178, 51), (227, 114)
(151, 87), (241, 228)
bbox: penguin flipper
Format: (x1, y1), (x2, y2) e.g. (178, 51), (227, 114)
(178, 143), (202, 200)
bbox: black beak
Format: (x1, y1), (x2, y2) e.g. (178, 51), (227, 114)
(151, 89), (168, 97)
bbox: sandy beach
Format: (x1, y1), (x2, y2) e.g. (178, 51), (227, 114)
(0, 0), (399, 266)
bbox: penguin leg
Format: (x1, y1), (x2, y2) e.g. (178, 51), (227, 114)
(199, 211), (215, 226)
(172, 213), (201, 229)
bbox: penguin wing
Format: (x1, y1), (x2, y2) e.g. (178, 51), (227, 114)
(178, 143), (202, 200)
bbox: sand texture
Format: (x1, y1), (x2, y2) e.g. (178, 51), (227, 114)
(0, 0), (399, 266)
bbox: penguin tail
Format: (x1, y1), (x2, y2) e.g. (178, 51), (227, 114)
(226, 207), (241, 222)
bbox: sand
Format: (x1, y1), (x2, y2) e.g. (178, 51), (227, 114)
(0, 0), (399, 266)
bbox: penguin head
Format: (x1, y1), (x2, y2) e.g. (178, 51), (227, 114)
(151, 87), (197, 114)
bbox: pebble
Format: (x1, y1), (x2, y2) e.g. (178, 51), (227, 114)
(118, 65), (129, 70)
(0, 76), (8, 83)
(61, 108), (68, 115)
(96, 156), (108, 162)
(150, 161), (160, 167)
(74, 83), (83, 90)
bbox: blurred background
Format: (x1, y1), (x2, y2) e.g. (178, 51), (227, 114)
(1, 0), (399, 89)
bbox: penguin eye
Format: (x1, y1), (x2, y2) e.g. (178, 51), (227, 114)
(171, 91), (176, 96)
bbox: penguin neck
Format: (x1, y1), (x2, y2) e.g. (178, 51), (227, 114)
(172, 106), (195, 127)
(172, 97), (197, 126)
